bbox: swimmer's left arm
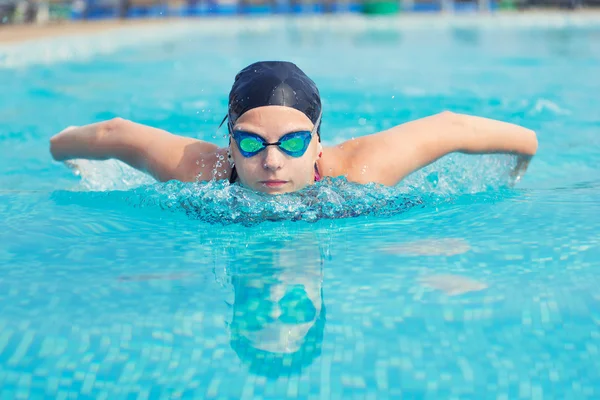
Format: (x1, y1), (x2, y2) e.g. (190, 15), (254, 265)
(339, 111), (538, 186)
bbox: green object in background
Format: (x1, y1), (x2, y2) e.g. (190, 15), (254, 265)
(362, 0), (400, 15)
(499, 0), (517, 9)
(49, 4), (72, 20)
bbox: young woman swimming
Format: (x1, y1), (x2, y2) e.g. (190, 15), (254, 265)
(50, 61), (538, 194)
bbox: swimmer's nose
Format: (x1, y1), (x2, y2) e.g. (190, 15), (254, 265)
(262, 146), (284, 171)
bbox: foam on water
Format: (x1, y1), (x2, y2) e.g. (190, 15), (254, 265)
(57, 151), (520, 225)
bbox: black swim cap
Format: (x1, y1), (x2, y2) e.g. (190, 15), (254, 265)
(226, 61), (322, 134)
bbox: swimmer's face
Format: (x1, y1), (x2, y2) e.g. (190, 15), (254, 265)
(230, 106), (322, 194)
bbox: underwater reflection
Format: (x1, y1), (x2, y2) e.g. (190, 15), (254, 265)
(219, 231), (327, 379)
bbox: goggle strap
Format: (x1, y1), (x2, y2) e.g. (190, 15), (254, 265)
(218, 114), (227, 129)
(313, 110), (322, 135)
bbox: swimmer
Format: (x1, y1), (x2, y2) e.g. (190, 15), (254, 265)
(50, 61), (538, 194)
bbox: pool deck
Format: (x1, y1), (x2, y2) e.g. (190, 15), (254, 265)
(0, 18), (174, 43)
(1, 10), (600, 44)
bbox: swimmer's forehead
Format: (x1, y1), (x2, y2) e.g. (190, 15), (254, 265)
(233, 106), (314, 137)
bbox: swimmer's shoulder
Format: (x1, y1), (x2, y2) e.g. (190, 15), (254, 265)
(176, 145), (232, 183)
(318, 142), (366, 182)
(317, 146), (346, 180)
(319, 134), (406, 185)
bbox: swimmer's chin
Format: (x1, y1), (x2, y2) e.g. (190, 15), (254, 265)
(252, 181), (301, 195)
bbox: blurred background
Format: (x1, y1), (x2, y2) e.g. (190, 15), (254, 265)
(0, 0), (597, 28)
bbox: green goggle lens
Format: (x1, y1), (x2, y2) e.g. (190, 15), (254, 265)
(239, 137), (264, 153)
(279, 137), (305, 153)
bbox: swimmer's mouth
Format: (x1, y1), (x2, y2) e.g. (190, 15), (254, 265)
(260, 180), (288, 188)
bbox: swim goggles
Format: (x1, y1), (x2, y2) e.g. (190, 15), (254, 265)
(231, 111), (321, 158)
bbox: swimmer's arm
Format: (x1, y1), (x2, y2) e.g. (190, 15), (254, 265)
(339, 111), (538, 186)
(50, 118), (221, 182)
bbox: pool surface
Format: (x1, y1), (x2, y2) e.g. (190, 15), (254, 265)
(1, 14), (600, 398)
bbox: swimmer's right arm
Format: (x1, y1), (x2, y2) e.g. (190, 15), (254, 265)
(50, 118), (221, 182)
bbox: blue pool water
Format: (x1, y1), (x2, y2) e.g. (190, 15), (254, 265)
(1, 15), (600, 398)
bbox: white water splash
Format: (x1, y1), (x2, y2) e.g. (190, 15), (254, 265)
(58, 151), (519, 225)
(64, 159), (154, 191)
(399, 153), (520, 196)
